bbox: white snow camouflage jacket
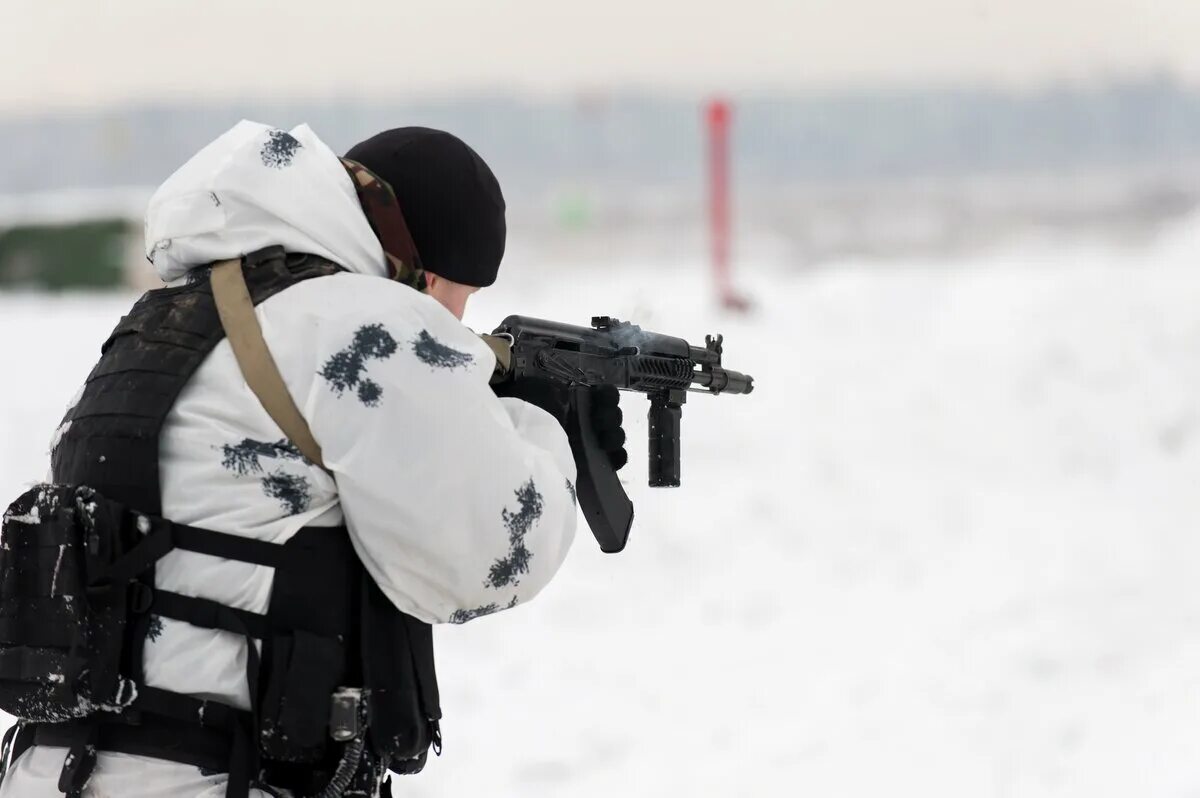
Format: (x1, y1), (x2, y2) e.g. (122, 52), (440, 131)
(1, 121), (578, 798)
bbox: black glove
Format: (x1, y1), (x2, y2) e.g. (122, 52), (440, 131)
(588, 384), (628, 472)
(493, 379), (627, 472)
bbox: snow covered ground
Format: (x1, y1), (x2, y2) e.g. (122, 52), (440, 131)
(1, 221), (1198, 797)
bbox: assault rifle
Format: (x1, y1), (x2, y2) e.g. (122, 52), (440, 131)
(485, 315), (754, 553)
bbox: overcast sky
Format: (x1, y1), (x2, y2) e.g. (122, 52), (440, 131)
(2, 0), (1197, 113)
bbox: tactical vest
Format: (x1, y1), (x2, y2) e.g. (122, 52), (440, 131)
(0, 248), (441, 798)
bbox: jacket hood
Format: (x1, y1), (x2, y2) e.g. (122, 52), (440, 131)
(145, 121), (387, 283)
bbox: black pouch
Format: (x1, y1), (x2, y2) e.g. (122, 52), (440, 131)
(360, 576), (442, 775)
(258, 528), (355, 763)
(0, 484), (139, 724)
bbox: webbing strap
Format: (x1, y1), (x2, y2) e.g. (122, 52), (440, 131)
(210, 258), (326, 469)
(152, 590), (272, 640)
(171, 522), (287, 568)
(34, 718), (233, 775)
(133, 686), (250, 732)
(103, 513), (286, 585)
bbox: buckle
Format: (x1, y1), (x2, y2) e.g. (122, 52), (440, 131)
(329, 687), (363, 742)
(127, 581), (154, 614)
(57, 730), (98, 795)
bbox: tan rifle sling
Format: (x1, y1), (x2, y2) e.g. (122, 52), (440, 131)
(209, 258), (327, 469)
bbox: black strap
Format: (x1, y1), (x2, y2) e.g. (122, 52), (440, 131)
(34, 680), (261, 798)
(134, 604), (264, 798)
(171, 522), (288, 568)
(120, 523), (274, 798)
(86, 504), (306, 798)
(152, 590), (272, 640)
(132, 686), (250, 733)
(34, 718), (233, 775)
(222, 608), (263, 798)
(105, 515), (287, 587)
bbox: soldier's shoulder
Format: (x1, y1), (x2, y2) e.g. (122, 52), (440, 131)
(281, 270), (420, 309)
(270, 270), (452, 334)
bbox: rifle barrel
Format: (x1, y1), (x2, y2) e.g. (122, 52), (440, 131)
(690, 366), (754, 395)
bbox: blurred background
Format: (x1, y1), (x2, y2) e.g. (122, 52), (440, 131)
(2, 1), (1199, 796)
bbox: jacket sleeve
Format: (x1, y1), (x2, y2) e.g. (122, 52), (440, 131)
(303, 294), (578, 625)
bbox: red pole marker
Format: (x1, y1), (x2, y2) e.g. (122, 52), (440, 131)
(706, 98), (751, 312)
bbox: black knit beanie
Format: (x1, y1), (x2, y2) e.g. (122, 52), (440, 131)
(345, 127), (505, 288)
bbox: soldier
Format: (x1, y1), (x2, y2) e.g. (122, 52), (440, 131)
(0, 122), (625, 797)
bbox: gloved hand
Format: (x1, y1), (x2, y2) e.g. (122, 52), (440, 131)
(493, 379), (627, 472)
(588, 384), (628, 472)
